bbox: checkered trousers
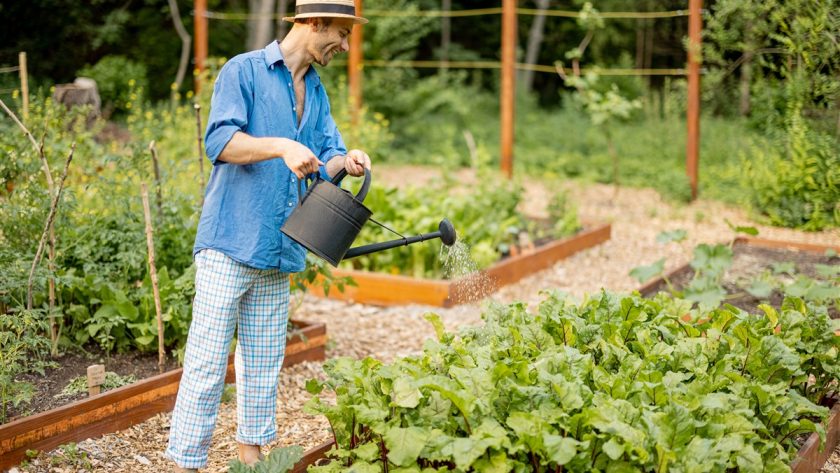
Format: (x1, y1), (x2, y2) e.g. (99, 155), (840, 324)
(166, 248), (290, 469)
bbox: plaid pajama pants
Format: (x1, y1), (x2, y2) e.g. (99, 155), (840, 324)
(165, 249), (290, 469)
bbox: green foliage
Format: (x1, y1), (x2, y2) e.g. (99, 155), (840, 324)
(0, 308), (53, 423)
(742, 105), (840, 230)
(57, 371), (136, 398)
(228, 445), (303, 473)
(78, 55), (148, 117)
(546, 190), (581, 239)
(48, 443), (92, 471)
(306, 292), (840, 472)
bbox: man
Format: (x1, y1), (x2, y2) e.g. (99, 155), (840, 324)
(165, 1), (370, 470)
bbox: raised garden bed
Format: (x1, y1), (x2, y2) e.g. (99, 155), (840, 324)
(638, 236), (839, 317)
(315, 223), (611, 307)
(0, 319), (326, 470)
(633, 236), (840, 471)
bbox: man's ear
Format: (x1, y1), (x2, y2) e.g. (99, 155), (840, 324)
(310, 18), (327, 32)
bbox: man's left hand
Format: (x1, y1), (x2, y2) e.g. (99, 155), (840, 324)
(344, 149), (371, 177)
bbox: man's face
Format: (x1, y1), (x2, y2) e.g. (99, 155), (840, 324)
(310, 18), (353, 66)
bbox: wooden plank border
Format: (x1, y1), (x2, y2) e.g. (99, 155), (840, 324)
(0, 320), (326, 470)
(792, 400), (840, 473)
(318, 223), (611, 307)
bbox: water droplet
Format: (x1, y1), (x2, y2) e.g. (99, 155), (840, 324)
(440, 241), (496, 304)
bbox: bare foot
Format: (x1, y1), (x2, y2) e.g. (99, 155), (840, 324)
(237, 443), (265, 466)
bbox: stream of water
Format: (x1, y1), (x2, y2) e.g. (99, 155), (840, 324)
(441, 241), (496, 304)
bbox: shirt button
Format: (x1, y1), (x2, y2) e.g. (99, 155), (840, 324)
(288, 202), (293, 207)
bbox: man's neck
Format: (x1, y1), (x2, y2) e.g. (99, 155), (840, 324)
(279, 29), (312, 82)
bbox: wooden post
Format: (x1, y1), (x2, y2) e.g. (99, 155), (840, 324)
(500, 0), (516, 179)
(686, 0), (702, 201)
(18, 52), (28, 121)
(141, 184), (166, 373)
(148, 141), (163, 216)
(87, 365), (105, 397)
(194, 104), (206, 206)
(194, 0), (208, 93)
(348, 0), (364, 124)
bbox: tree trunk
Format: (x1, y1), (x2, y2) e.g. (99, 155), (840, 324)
(739, 21), (755, 117)
(635, 19), (645, 69)
(739, 51), (753, 116)
(441, 0), (451, 64)
(276, 0), (290, 40)
(247, 0), (276, 51)
(167, 0), (192, 93)
(522, 0), (550, 91)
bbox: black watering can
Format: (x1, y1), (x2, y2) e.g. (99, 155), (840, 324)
(281, 168), (457, 267)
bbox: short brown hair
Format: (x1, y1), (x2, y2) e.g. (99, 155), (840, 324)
(294, 17), (334, 30)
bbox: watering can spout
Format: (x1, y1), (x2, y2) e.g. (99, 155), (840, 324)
(342, 219), (457, 260)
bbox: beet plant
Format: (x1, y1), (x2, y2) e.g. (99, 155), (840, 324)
(306, 292), (839, 472)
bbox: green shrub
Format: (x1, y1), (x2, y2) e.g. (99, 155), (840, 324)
(78, 55), (148, 117)
(742, 105), (840, 230)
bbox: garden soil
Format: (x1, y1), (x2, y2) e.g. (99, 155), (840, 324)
(18, 167), (840, 472)
(9, 351), (181, 422)
(644, 244), (839, 318)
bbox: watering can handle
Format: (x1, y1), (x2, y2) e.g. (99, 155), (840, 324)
(331, 167), (372, 203)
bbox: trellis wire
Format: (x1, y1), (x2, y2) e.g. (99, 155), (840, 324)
(0, 65), (21, 74)
(201, 7), (690, 21)
(330, 59), (686, 76)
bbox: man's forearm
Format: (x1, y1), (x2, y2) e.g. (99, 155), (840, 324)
(217, 132), (289, 165)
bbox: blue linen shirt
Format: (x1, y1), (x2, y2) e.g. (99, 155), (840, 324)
(194, 41), (347, 271)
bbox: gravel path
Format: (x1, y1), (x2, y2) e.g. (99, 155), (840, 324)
(18, 168), (840, 472)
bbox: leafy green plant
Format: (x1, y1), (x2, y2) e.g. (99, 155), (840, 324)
(48, 442), (92, 471)
(742, 105), (840, 230)
(227, 445), (303, 473)
(0, 308), (53, 423)
(307, 292), (839, 472)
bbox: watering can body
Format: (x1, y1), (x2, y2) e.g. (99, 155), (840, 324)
(281, 168), (456, 267)
(281, 169), (372, 266)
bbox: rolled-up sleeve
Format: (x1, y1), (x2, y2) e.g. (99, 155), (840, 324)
(204, 60), (254, 164)
(316, 91), (347, 180)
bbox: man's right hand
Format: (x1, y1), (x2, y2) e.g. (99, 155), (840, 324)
(279, 139), (323, 179)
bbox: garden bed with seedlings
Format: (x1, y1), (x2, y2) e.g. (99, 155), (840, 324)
(638, 237), (840, 318)
(0, 320), (326, 471)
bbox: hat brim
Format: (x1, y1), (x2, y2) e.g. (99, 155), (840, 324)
(283, 13), (369, 24)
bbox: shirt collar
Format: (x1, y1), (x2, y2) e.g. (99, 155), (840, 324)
(264, 40), (283, 68)
(263, 40), (322, 88)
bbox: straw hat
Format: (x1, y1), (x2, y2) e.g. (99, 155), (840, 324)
(283, 0), (368, 24)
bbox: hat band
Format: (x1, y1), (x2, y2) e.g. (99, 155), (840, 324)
(296, 3), (357, 16)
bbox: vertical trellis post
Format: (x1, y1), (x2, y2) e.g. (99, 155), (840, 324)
(686, 0), (702, 200)
(18, 52), (29, 121)
(348, 0), (364, 124)
(500, 0), (516, 179)
(194, 0), (209, 92)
